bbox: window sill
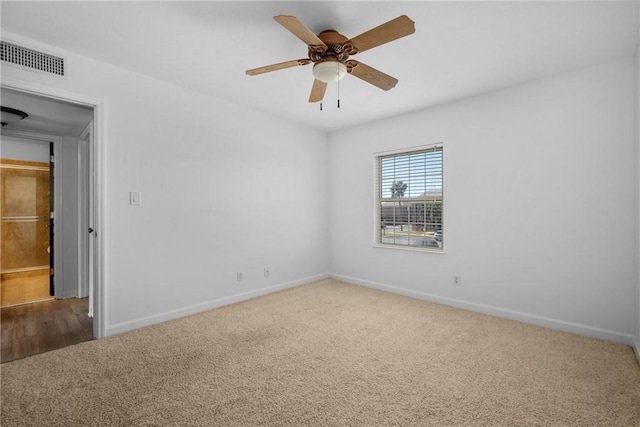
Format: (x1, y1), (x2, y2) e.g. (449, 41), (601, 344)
(372, 243), (445, 254)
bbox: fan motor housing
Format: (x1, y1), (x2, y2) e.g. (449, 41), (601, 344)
(309, 30), (350, 64)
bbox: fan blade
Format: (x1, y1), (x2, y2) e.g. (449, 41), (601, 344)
(344, 15), (415, 54)
(346, 60), (398, 91)
(273, 15), (328, 52)
(246, 58), (312, 76)
(309, 79), (327, 103)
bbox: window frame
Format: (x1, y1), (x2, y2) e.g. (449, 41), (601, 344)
(373, 144), (444, 253)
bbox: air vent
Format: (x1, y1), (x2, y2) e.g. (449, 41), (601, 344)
(1, 41), (64, 76)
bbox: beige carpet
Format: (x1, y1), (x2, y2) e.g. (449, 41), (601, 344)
(2, 279), (639, 426)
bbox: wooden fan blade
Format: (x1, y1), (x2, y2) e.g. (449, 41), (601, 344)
(309, 79), (327, 103)
(344, 15), (415, 54)
(346, 60), (398, 91)
(246, 58), (311, 76)
(274, 15), (328, 52)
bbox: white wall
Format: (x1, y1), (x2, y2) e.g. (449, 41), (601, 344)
(635, 43), (640, 358)
(329, 56), (637, 345)
(1, 136), (49, 162)
(1, 32), (330, 335)
(3, 31), (637, 348)
(57, 136), (81, 299)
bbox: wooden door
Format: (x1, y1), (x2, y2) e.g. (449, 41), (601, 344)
(0, 159), (53, 307)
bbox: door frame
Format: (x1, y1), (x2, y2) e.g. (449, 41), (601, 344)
(78, 122), (93, 310)
(1, 77), (106, 339)
(49, 142), (55, 297)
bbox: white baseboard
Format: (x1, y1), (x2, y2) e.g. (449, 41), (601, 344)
(331, 273), (636, 347)
(105, 273), (330, 337)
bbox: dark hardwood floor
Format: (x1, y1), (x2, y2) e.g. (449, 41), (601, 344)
(1, 298), (93, 363)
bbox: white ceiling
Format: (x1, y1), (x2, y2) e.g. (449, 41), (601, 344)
(1, 88), (94, 137)
(1, 1), (639, 134)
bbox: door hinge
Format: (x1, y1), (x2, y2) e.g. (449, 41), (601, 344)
(50, 154), (55, 163)
(50, 268), (55, 276)
(50, 212), (56, 219)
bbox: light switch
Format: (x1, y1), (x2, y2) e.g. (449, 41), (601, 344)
(130, 191), (141, 206)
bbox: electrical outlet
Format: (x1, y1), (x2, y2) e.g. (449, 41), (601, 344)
(454, 275), (461, 286)
(237, 272), (243, 281)
(264, 267), (270, 278)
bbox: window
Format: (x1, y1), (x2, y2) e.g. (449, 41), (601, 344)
(375, 145), (443, 250)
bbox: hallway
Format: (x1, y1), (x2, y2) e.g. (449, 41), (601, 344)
(1, 297), (92, 363)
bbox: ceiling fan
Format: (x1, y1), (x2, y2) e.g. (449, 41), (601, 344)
(246, 15), (415, 103)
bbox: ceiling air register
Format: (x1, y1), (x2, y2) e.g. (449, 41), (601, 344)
(1, 40), (65, 76)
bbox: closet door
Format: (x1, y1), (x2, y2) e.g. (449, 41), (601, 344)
(1, 159), (53, 307)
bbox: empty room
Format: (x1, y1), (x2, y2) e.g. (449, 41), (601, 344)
(1, 1), (639, 425)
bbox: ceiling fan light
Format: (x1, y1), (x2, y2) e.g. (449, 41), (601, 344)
(312, 61), (347, 83)
(1, 106), (28, 127)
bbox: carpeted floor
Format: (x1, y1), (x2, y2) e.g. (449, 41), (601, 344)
(2, 279), (639, 426)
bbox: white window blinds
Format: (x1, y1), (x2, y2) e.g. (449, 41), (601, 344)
(375, 145), (443, 250)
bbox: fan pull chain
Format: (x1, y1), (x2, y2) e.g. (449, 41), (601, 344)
(320, 102), (323, 111)
(337, 64), (341, 109)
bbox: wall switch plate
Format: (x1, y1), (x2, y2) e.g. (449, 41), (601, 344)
(130, 191), (141, 206)
(236, 272), (243, 281)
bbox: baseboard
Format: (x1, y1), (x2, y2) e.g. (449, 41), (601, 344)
(331, 274), (636, 347)
(634, 337), (640, 366)
(105, 273), (330, 337)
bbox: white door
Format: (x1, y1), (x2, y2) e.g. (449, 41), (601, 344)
(79, 121), (95, 317)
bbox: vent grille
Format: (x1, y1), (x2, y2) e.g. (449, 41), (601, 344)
(1, 41), (64, 76)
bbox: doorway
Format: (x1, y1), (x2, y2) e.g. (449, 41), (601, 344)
(0, 132), (94, 362)
(0, 81), (104, 344)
